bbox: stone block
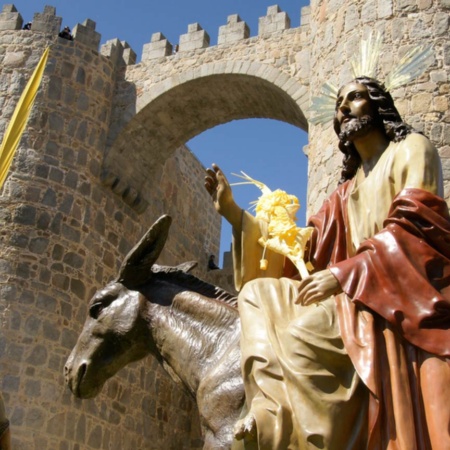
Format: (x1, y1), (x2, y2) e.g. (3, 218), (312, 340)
(36, 293), (57, 312)
(43, 5), (56, 14)
(391, 18), (405, 40)
(0, 4), (23, 30)
(397, 0), (417, 12)
(3, 51), (27, 67)
(100, 38), (124, 66)
(300, 6), (311, 26)
(7, 342), (24, 361)
(25, 408), (45, 428)
(434, 95), (448, 112)
(3, 375), (20, 392)
(411, 92), (432, 114)
(267, 5), (281, 15)
(29, 237), (49, 254)
(1, 4), (16, 12)
(430, 123), (443, 141)
(179, 23), (210, 51)
(14, 205), (36, 225)
(43, 319), (61, 340)
(218, 14), (250, 45)
(87, 425), (103, 448)
(69, 278), (85, 300)
(444, 43), (450, 66)
(362, 0), (377, 23)
(122, 42), (137, 65)
(26, 344), (48, 365)
(72, 19), (101, 51)
(63, 252), (84, 269)
(25, 379), (41, 398)
(295, 49), (310, 79)
(151, 31), (164, 42)
(61, 328), (79, 350)
(418, 0), (432, 9)
(430, 70), (447, 83)
(258, 5), (291, 35)
(188, 22), (201, 32)
(443, 124), (450, 145)
(441, 158), (450, 181)
(32, 6), (62, 34)
(434, 13), (449, 35)
(142, 33), (172, 60)
(344, 4), (359, 32)
(46, 412), (65, 436)
(378, 0), (393, 18)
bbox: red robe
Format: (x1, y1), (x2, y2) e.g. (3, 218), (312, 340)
(307, 184), (450, 449)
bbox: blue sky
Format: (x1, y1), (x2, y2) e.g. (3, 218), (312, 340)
(11, 0), (311, 265)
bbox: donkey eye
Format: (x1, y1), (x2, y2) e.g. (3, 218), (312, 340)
(89, 302), (104, 319)
(89, 291), (117, 319)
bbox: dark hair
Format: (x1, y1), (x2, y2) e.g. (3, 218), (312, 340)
(334, 76), (415, 184)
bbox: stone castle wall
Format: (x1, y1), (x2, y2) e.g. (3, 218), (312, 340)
(0, 11), (218, 449)
(0, 1), (449, 449)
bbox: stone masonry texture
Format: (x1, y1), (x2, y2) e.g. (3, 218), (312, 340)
(0, 1), (449, 448)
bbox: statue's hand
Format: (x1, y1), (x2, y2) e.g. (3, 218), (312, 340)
(204, 164), (242, 230)
(205, 163), (233, 214)
(296, 269), (342, 306)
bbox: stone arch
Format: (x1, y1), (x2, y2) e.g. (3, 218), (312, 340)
(103, 61), (309, 208)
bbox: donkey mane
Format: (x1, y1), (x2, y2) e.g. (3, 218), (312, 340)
(169, 294), (240, 352)
(144, 265), (240, 387)
(151, 264), (238, 307)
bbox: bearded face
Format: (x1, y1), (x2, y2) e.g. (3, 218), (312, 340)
(338, 115), (375, 143)
(334, 82), (377, 144)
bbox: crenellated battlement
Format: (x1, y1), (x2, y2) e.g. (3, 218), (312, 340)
(0, 3), (21, 30)
(0, 3), (311, 67)
(72, 18), (101, 51)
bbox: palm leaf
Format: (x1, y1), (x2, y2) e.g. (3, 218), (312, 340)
(0, 47), (49, 188)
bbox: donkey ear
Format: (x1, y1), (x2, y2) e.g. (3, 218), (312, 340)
(117, 215), (172, 288)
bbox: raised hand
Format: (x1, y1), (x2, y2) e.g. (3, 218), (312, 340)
(204, 164), (242, 230)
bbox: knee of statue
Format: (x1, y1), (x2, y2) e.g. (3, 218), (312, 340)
(237, 278), (279, 307)
(287, 299), (337, 338)
(237, 278), (299, 315)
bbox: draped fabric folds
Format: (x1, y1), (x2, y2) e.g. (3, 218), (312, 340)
(235, 135), (450, 449)
(321, 187), (450, 450)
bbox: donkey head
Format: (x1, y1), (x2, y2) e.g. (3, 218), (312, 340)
(64, 215), (172, 398)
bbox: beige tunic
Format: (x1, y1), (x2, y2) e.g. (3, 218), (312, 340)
(347, 133), (442, 251)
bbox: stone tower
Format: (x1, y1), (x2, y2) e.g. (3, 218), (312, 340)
(0, 1), (448, 448)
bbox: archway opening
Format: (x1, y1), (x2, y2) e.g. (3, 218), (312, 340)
(189, 118), (308, 267)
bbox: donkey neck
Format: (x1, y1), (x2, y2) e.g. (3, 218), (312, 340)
(145, 285), (240, 396)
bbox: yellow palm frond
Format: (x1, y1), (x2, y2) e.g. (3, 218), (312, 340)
(0, 47), (49, 188)
(233, 172), (314, 278)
